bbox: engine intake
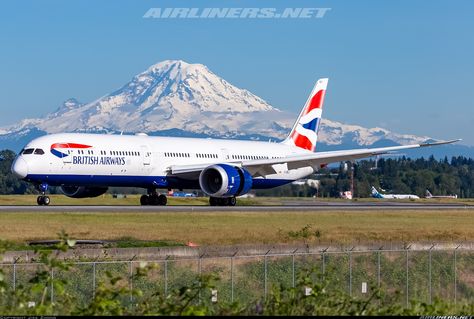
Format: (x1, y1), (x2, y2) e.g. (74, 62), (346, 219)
(199, 164), (252, 197)
(60, 186), (108, 198)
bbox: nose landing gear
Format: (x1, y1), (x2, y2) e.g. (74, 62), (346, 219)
(37, 195), (50, 206)
(37, 183), (50, 206)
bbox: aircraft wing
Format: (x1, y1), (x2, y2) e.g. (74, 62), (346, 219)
(168, 139), (460, 178)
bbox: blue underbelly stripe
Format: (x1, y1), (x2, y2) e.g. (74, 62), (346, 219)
(25, 174), (293, 190)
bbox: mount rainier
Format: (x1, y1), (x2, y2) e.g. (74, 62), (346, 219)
(0, 60), (469, 158)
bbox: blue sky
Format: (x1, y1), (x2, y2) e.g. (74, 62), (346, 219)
(1, 0), (473, 144)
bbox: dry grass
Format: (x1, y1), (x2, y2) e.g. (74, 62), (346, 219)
(0, 209), (473, 246)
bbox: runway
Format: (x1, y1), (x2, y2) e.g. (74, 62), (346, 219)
(0, 202), (472, 212)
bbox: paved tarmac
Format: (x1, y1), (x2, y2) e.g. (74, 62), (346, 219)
(0, 202), (472, 212)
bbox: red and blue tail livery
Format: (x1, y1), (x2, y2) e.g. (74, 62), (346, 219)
(284, 78), (328, 152)
(50, 143), (92, 158)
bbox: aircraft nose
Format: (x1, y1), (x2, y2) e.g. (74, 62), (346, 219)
(11, 157), (28, 179)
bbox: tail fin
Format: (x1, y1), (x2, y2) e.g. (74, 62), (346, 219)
(426, 189), (433, 198)
(371, 186), (383, 198)
(282, 78), (328, 152)
(371, 186), (379, 195)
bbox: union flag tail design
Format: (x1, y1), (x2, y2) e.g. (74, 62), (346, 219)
(283, 78), (328, 152)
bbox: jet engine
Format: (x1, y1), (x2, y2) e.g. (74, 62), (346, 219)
(199, 164), (252, 197)
(60, 186), (108, 198)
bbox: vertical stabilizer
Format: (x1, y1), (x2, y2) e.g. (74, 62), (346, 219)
(282, 78), (328, 152)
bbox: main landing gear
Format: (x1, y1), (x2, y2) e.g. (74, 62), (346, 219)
(140, 190), (167, 206)
(209, 196), (237, 206)
(37, 183), (50, 206)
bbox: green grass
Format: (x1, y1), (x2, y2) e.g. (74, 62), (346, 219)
(111, 236), (184, 248)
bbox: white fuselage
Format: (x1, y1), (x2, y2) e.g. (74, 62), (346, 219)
(13, 133), (316, 190)
(426, 195), (458, 199)
(378, 194), (420, 199)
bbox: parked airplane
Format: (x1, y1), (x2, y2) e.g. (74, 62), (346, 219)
(425, 189), (458, 199)
(371, 186), (420, 199)
(11, 78), (459, 206)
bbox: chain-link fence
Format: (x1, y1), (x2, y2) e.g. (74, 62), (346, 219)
(1, 246), (473, 306)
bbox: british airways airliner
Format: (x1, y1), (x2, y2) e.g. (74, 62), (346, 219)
(10, 79), (459, 206)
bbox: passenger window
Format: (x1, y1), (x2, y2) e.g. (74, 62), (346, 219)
(22, 148), (34, 155)
(34, 149), (45, 155)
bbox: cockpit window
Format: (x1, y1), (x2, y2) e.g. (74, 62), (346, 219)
(34, 149), (45, 155)
(22, 148), (34, 155)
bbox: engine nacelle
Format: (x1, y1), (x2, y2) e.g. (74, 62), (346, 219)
(199, 164), (252, 197)
(60, 186), (108, 198)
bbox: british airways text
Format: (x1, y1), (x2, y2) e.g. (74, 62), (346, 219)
(72, 156), (126, 165)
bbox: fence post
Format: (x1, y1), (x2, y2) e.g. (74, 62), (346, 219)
(12, 258), (18, 292)
(129, 256), (136, 304)
(231, 250), (237, 303)
(230, 257), (234, 303)
(197, 254), (203, 304)
(198, 256), (202, 278)
(321, 247), (328, 281)
(405, 245), (411, 308)
(429, 244), (435, 304)
(164, 257), (169, 296)
(377, 246), (383, 289)
(292, 249), (298, 288)
(264, 249), (271, 299)
(50, 268), (54, 304)
(454, 243), (461, 306)
(349, 247), (354, 297)
(92, 261), (96, 299)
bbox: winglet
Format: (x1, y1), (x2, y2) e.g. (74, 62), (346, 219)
(419, 139), (462, 147)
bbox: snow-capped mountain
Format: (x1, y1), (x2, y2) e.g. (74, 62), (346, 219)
(3, 60), (287, 139)
(0, 59), (470, 157)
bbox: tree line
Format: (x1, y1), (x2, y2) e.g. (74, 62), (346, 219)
(1, 149), (473, 198)
(0, 150), (36, 194)
(257, 155), (474, 198)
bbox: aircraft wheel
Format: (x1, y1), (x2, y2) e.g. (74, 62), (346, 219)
(149, 194), (159, 205)
(209, 197), (218, 206)
(229, 197), (237, 206)
(158, 194), (167, 206)
(37, 196), (44, 206)
(43, 196), (50, 206)
(140, 195), (149, 206)
(219, 198), (230, 206)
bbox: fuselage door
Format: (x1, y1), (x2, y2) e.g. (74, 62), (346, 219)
(220, 148), (230, 161)
(141, 145), (151, 165)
